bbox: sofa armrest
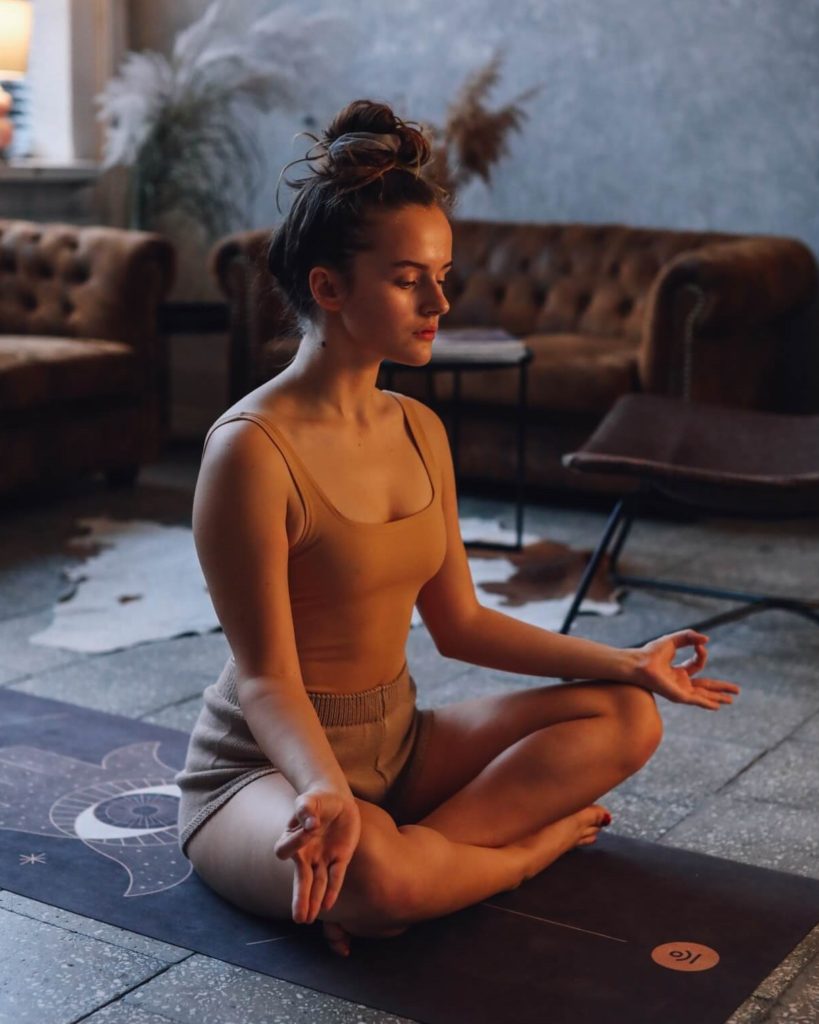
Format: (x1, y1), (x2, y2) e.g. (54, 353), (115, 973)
(209, 228), (298, 401)
(639, 236), (818, 407)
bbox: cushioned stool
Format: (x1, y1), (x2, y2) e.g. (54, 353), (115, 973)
(559, 393), (819, 637)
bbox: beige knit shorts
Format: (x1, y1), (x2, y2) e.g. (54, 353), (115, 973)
(175, 657), (432, 857)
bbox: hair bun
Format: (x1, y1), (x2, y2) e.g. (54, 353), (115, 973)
(278, 100), (432, 201)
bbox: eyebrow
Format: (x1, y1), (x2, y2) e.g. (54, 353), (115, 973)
(390, 260), (453, 271)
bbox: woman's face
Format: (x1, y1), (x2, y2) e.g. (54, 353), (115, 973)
(327, 202), (453, 365)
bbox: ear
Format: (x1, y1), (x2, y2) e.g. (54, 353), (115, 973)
(308, 266), (348, 312)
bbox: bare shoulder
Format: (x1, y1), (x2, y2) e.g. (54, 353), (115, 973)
(194, 412), (304, 549)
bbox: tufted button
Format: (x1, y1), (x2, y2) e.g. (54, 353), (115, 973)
(494, 284), (506, 303)
(38, 259), (55, 279)
(19, 290), (37, 311)
(577, 292), (592, 313)
(61, 296), (75, 316)
(532, 285), (548, 306)
(64, 260), (91, 285)
(0, 249), (15, 273)
(617, 297), (634, 316)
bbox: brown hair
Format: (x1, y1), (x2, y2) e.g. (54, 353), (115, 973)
(267, 99), (449, 329)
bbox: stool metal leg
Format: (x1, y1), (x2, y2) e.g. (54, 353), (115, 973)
(514, 359), (527, 551)
(560, 498), (628, 635)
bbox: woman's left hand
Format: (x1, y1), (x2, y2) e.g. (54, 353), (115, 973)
(630, 630), (741, 710)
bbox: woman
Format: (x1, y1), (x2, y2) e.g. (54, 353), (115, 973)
(175, 99), (740, 958)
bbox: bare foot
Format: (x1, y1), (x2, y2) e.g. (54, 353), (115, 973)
(514, 804), (612, 882)
(322, 917), (409, 957)
(322, 920), (351, 957)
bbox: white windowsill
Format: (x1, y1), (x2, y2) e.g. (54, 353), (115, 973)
(0, 159), (100, 182)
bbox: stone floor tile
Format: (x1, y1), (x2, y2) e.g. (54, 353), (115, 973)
(720, 740), (819, 811)
(0, 611), (86, 686)
(0, 907), (167, 1024)
(0, 556), (76, 622)
(0, 892), (190, 964)
(7, 645), (218, 718)
(753, 924), (819, 1001)
(612, 730), (759, 802)
(792, 709), (819, 744)
(592, 791), (698, 841)
(7, 655), (212, 720)
(659, 794), (819, 877)
(79, 1004), (184, 1024)
(725, 994), (775, 1024)
(123, 954), (413, 1024)
(762, 949), (819, 1022)
(657, 678), (816, 751)
(139, 696), (205, 732)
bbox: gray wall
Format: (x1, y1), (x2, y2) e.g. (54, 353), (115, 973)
(128, 0), (819, 256)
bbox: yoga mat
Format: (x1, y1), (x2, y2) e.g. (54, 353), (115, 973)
(1, 687), (817, 1024)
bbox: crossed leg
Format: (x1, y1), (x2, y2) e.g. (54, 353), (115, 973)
(185, 677), (664, 955)
(388, 676), (664, 847)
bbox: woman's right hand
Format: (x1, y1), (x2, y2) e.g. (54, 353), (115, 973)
(274, 786), (361, 925)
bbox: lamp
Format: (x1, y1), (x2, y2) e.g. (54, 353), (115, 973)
(0, 0), (33, 159)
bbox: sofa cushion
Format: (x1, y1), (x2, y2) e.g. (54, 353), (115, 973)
(0, 336), (142, 412)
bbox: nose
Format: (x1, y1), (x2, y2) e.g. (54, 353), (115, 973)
(422, 278), (450, 317)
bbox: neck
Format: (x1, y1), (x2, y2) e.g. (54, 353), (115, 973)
(275, 322), (386, 427)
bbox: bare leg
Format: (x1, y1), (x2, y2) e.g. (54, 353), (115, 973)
(418, 705), (660, 848)
(185, 773), (610, 957)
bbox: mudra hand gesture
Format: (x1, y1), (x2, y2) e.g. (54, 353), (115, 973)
(632, 630), (741, 710)
(274, 785), (361, 926)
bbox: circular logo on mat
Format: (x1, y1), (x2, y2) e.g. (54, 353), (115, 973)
(651, 941), (720, 971)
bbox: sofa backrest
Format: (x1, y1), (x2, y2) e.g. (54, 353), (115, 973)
(446, 220), (739, 341)
(0, 220), (175, 353)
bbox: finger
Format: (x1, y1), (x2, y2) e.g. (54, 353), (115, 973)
(307, 860), (328, 924)
(323, 859), (347, 913)
(672, 629), (709, 648)
(292, 859), (314, 924)
(274, 826), (310, 860)
(695, 676), (742, 694)
(679, 643), (708, 674)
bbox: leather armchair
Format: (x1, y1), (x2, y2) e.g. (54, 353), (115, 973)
(210, 219), (818, 495)
(0, 219), (175, 498)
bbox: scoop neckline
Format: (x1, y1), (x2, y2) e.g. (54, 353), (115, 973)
(236, 391), (436, 528)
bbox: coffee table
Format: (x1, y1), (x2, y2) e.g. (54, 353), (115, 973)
(381, 331), (534, 551)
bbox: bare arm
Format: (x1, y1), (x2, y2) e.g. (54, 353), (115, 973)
(193, 420), (363, 923)
(412, 401), (739, 709)
(192, 419), (352, 797)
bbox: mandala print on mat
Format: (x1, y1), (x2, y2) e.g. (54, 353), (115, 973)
(0, 740), (191, 895)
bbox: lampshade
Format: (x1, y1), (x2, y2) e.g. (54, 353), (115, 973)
(0, 0), (32, 79)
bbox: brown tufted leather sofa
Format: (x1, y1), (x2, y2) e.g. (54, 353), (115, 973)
(210, 219), (818, 495)
(0, 219), (175, 498)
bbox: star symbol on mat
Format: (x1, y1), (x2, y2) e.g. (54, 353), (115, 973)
(19, 852), (47, 865)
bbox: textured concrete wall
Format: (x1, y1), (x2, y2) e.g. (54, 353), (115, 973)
(129, 0), (819, 256)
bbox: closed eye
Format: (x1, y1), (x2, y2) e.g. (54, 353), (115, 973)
(397, 280), (448, 289)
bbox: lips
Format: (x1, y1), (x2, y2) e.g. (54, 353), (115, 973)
(413, 327), (437, 339)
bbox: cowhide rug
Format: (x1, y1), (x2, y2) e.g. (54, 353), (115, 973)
(28, 517), (620, 655)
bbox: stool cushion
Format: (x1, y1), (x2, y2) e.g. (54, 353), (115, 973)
(563, 393), (819, 514)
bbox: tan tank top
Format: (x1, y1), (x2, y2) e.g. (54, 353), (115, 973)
(202, 391), (447, 691)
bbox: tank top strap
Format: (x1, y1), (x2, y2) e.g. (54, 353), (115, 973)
(202, 412), (315, 551)
(388, 392), (439, 483)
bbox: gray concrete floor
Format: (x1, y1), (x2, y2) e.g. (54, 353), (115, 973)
(1, 445), (818, 1024)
